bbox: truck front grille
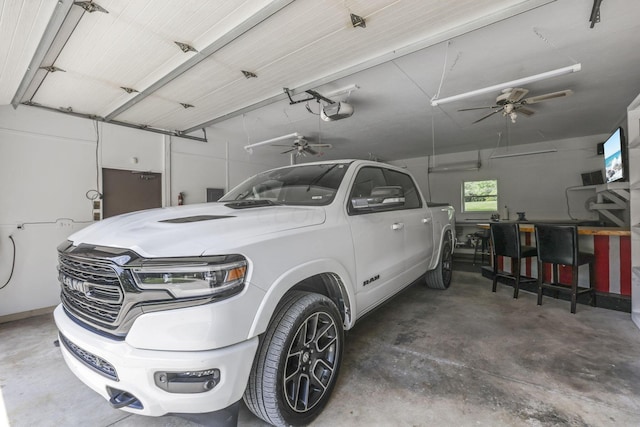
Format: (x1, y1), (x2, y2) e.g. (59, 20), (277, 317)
(58, 255), (124, 325)
(59, 333), (118, 380)
(56, 244), (223, 337)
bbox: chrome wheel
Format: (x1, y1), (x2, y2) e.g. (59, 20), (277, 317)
(441, 238), (453, 287)
(426, 231), (453, 289)
(244, 291), (344, 426)
(284, 311), (339, 412)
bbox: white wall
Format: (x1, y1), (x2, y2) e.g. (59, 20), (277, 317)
(0, 105), (285, 318)
(0, 103), (611, 318)
(391, 136), (607, 222)
(169, 127), (285, 205)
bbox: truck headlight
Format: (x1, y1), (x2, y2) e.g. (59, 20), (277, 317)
(131, 257), (247, 299)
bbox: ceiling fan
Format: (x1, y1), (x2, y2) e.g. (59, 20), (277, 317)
(275, 137), (332, 157)
(459, 87), (573, 124)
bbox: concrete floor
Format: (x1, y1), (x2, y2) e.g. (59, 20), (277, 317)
(2, 267), (640, 426)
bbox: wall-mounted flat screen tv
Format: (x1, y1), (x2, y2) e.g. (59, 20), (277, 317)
(603, 127), (626, 183)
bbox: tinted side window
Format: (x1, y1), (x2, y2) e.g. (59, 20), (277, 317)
(348, 166), (422, 214)
(349, 167), (386, 199)
(384, 169), (422, 209)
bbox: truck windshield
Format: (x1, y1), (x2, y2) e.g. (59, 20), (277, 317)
(220, 163), (350, 206)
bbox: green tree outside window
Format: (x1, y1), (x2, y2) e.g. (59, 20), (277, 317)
(463, 180), (498, 212)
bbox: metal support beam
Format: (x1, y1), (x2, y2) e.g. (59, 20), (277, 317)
(23, 103), (207, 142)
(10, 0), (77, 108)
(284, 88), (335, 105)
(589, 0), (603, 28)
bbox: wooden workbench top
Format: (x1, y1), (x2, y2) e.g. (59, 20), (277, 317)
(476, 223), (630, 236)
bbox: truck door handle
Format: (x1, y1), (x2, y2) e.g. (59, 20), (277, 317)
(422, 218), (432, 224)
(392, 223), (404, 230)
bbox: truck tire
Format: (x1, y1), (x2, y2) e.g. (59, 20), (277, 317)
(244, 291), (344, 426)
(425, 231), (452, 290)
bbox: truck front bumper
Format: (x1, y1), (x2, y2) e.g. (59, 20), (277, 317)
(53, 304), (258, 417)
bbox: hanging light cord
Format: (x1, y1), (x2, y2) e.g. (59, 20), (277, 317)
(0, 236), (16, 290)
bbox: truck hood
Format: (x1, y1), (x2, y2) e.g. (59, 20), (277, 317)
(68, 202), (326, 258)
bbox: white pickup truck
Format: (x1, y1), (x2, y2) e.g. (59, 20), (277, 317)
(54, 159), (455, 426)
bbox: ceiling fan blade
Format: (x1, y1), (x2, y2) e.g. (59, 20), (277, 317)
(523, 89), (573, 104)
(517, 107), (535, 116)
(473, 109), (503, 124)
(505, 87), (529, 103)
(308, 143), (332, 148)
(281, 148), (296, 154)
(458, 106), (496, 111)
(305, 147), (319, 155)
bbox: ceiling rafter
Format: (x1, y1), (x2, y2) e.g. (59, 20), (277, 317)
(10, 0), (77, 107)
(102, 0), (296, 123)
(21, 102), (208, 142)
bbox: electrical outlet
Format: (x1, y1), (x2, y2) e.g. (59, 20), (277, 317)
(58, 219), (73, 228)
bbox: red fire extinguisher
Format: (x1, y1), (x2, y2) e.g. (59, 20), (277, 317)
(178, 192), (184, 206)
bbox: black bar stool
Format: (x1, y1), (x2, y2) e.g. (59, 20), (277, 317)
(490, 223), (537, 298)
(472, 229), (491, 265)
(534, 224), (596, 314)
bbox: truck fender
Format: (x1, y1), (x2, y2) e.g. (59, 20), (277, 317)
(247, 258), (357, 338)
(430, 224), (455, 270)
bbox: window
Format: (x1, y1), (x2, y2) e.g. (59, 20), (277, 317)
(348, 166), (422, 214)
(220, 163), (349, 206)
(463, 180), (498, 212)
(384, 169), (421, 209)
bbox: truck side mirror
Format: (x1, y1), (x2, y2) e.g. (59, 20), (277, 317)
(351, 186), (405, 211)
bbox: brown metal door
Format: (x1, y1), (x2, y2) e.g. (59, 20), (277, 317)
(102, 168), (162, 218)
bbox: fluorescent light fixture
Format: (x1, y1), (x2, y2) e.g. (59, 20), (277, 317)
(430, 64), (581, 107)
(428, 160), (481, 173)
(244, 132), (302, 152)
(323, 84), (360, 98)
(490, 148), (557, 159)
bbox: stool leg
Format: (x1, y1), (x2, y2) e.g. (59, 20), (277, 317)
(513, 258), (521, 299)
(590, 261), (596, 307)
(482, 238), (489, 264)
(552, 264), (560, 299)
(570, 268), (578, 314)
(537, 260), (544, 306)
(492, 254), (498, 293)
